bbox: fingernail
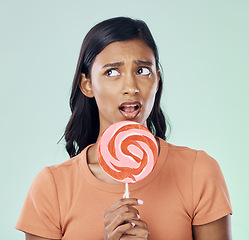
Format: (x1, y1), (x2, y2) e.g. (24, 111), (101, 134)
(131, 222), (135, 227)
(137, 214), (140, 219)
(137, 199), (143, 205)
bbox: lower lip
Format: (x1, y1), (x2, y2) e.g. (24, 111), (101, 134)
(119, 108), (141, 119)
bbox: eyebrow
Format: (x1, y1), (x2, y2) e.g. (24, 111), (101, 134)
(102, 60), (153, 68)
(134, 60), (153, 66)
(102, 62), (123, 68)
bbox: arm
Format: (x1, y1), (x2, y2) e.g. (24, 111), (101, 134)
(193, 214), (232, 240)
(25, 233), (60, 240)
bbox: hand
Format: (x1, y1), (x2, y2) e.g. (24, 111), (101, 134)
(103, 198), (149, 240)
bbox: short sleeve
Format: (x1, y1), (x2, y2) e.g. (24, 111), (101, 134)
(15, 167), (62, 239)
(192, 151), (232, 225)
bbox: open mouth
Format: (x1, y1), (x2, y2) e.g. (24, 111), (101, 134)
(118, 102), (141, 119)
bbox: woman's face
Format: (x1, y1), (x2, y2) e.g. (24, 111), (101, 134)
(81, 39), (159, 134)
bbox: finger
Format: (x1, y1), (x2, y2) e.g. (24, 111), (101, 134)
(127, 219), (147, 228)
(125, 220), (149, 238)
(109, 222), (135, 240)
(104, 198), (143, 216)
(104, 205), (140, 226)
(125, 225), (149, 237)
(120, 236), (147, 240)
(107, 211), (140, 233)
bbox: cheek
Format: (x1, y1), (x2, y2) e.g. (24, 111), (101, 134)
(145, 81), (158, 99)
(92, 82), (117, 104)
(143, 83), (158, 113)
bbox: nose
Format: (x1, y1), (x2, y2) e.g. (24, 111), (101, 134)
(121, 74), (139, 95)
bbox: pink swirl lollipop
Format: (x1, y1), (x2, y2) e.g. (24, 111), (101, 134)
(97, 121), (158, 184)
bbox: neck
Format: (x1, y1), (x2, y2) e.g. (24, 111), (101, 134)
(87, 142), (98, 164)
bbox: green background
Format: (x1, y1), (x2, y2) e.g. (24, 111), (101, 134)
(1, 0), (248, 239)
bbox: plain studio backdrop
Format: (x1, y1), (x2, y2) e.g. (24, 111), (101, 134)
(0, 0), (248, 239)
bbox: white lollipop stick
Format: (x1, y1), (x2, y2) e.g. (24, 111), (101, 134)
(123, 183), (130, 198)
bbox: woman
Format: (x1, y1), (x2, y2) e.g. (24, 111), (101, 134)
(16, 17), (232, 240)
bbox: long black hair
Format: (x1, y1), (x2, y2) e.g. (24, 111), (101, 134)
(64, 17), (170, 157)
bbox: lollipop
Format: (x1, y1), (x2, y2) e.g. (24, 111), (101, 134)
(97, 121), (158, 197)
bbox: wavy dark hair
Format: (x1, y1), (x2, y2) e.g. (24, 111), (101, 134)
(64, 17), (170, 157)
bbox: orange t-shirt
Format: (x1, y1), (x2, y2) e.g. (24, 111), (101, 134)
(16, 138), (232, 239)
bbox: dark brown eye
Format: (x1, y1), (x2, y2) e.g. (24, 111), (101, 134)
(137, 67), (151, 75)
(105, 69), (120, 77)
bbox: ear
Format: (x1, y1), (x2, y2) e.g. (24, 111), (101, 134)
(79, 73), (94, 98)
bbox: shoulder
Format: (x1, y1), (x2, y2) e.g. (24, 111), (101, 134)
(158, 138), (224, 184)
(30, 149), (87, 194)
(48, 153), (82, 174)
(30, 155), (80, 190)
(159, 138), (200, 167)
(159, 138), (217, 166)
(160, 138), (198, 156)
(159, 139), (229, 186)
(158, 138), (224, 183)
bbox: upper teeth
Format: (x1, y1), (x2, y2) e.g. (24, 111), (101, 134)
(123, 104), (137, 107)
